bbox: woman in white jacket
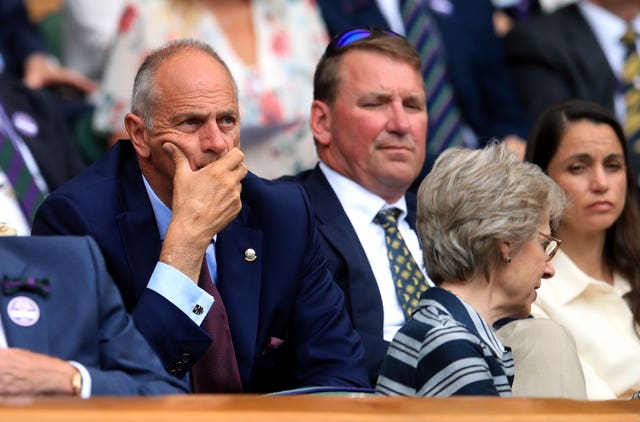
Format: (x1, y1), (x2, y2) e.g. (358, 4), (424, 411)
(525, 99), (640, 400)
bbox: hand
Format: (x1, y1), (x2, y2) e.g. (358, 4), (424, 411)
(23, 53), (96, 94)
(0, 348), (79, 395)
(160, 142), (247, 281)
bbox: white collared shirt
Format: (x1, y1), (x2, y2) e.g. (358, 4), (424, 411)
(532, 250), (640, 399)
(320, 162), (431, 341)
(0, 171), (30, 235)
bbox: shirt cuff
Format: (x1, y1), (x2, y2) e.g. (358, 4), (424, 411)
(147, 261), (213, 325)
(68, 361), (91, 399)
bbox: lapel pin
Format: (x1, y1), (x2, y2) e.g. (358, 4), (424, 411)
(7, 296), (40, 327)
(244, 248), (257, 262)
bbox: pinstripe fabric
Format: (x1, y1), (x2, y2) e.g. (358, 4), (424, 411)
(400, 0), (466, 158)
(376, 287), (514, 397)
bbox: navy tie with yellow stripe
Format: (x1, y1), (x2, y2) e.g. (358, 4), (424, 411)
(374, 208), (428, 319)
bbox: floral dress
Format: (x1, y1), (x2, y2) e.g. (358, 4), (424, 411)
(92, 0), (328, 178)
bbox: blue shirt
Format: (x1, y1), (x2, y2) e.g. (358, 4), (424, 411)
(376, 287), (514, 397)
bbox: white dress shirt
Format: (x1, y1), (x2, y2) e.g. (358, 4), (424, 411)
(531, 250), (640, 399)
(320, 162), (431, 341)
(0, 171), (30, 235)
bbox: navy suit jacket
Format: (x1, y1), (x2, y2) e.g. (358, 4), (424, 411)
(291, 165), (418, 385)
(504, 3), (617, 121)
(32, 141), (369, 392)
(0, 235), (186, 395)
(317, 0), (531, 146)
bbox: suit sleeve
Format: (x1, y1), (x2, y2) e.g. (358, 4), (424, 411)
(33, 194), (211, 379)
(82, 237), (189, 395)
(465, 1), (531, 140)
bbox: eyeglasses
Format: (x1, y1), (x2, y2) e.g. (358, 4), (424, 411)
(538, 232), (562, 261)
(326, 27), (403, 56)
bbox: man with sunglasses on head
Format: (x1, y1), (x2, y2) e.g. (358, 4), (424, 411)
(289, 28), (587, 397)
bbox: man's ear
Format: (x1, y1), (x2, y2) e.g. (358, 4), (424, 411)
(124, 113), (151, 158)
(310, 99), (332, 147)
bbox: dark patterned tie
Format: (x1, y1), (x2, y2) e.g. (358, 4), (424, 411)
(0, 103), (46, 222)
(620, 27), (640, 185)
(190, 257), (242, 393)
(400, 0), (466, 161)
(374, 208), (428, 319)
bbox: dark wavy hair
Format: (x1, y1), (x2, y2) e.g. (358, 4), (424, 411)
(525, 99), (640, 333)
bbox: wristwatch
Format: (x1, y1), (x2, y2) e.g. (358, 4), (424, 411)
(71, 371), (83, 397)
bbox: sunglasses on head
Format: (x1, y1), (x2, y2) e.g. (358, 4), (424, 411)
(326, 27), (403, 55)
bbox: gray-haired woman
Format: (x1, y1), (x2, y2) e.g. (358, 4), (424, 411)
(376, 142), (565, 397)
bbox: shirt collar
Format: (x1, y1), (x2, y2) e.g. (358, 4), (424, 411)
(142, 175), (217, 243)
(319, 161), (408, 224)
(544, 249), (631, 305)
(142, 175), (171, 241)
(580, 1), (640, 49)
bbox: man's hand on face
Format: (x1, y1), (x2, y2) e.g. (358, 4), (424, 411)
(159, 142), (247, 282)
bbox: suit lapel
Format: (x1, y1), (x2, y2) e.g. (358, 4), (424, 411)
(565, 5), (617, 109)
(0, 253), (49, 354)
(303, 167), (384, 333)
(216, 205), (262, 384)
(116, 154), (162, 300)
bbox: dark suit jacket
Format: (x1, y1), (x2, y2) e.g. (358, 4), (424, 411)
(0, 73), (85, 191)
(0, 235), (187, 395)
(291, 165), (418, 385)
(32, 141), (369, 392)
(317, 0), (531, 147)
(504, 3), (617, 120)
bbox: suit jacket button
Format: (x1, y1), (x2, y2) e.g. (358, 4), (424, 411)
(244, 248), (257, 262)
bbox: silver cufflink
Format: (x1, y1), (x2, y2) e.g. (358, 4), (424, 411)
(244, 248), (257, 262)
(192, 304), (204, 315)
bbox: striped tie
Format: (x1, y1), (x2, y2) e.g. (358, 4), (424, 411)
(0, 104), (46, 223)
(621, 27), (640, 185)
(374, 208), (428, 319)
(401, 0), (466, 165)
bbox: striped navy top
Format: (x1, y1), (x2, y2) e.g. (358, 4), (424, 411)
(376, 287), (514, 397)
